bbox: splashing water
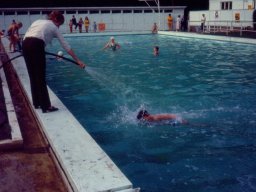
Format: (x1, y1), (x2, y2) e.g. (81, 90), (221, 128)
(85, 66), (146, 107)
(46, 35), (256, 192)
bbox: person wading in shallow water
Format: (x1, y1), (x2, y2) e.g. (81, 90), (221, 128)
(103, 36), (121, 51)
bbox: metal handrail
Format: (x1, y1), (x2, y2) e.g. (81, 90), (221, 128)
(189, 20), (256, 36)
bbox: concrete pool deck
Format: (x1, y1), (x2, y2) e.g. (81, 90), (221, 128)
(159, 31), (256, 44)
(1, 31), (256, 192)
(0, 36), (139, 192)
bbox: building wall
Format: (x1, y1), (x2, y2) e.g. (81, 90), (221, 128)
(0, 7), (185, 34)
(190, 0), (255, 28)
(209, 0), (255, 10)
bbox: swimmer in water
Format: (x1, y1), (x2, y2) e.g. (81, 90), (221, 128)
(103, 36), (121, 51)
(137, 110), (188, 124)
(154, 46), (159, 56)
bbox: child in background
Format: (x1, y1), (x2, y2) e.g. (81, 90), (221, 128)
(93, 21), (97, 32)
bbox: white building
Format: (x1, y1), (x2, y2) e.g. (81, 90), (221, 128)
(0, 7), (186, 34)
(189, 0), (256, 32)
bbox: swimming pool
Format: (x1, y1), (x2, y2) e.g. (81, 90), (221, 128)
(46, 34), (256, 192)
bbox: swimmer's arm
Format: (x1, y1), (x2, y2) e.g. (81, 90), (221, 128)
(103, 42), (110, 49)
(147, 114), (177, 121)
(153, 114), (189, 124)
(157, 114), (177, 120)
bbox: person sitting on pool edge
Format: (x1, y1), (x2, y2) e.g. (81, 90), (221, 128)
(103, 36), (121, 51)
(137, 110), (188, 124)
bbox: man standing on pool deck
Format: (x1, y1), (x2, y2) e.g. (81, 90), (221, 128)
(22, 10), (86, 113)
(201, 14), (206, 32)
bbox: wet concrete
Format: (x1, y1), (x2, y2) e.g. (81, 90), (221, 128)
(0, 57), (69, 191)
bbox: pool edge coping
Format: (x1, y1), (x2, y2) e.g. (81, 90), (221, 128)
(158, 31), (256, 44)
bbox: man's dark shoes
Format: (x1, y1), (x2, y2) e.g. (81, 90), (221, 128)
(42, 106), (59, 113)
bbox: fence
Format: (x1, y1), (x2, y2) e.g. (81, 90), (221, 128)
(189, 20), (256, 37)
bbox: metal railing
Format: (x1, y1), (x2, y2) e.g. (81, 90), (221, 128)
(189, 20), (256, 37)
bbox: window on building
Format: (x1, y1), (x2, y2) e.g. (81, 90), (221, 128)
(4, 11), (15, 15)
(30, 11), (40, 15)
(165, 9), (173, 13)
(221, 1), (232, 10)
(144, 10), (153, 13)
(123, 10), (132, 13)
(112, 10), (121, 14)
(17, 11), (28, 15)
(101, 10), (110, 14)
(78, 11), (88, 14)
(66, 11), (76, 14)
(134, 10), (142, 13)
(90, 10), (99, 14)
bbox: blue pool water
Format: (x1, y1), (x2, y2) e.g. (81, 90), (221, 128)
(46, 35), (256, 192)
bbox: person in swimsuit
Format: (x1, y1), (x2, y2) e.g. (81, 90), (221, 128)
(84, 16), (90, 33)
(137, 110), (188, 125)
(167, 14), (173, 31)
(7, 21), (22, 52)
(152, 22), (158, 34)
(103, 36), (121, 51)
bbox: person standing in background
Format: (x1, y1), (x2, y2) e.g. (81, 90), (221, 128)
(72, 15), (78, 30)
(69, 19), (73, 33)
(201, 14), (206, 32)
(78, 17), (83, 33)
(167, 14), (173, 31)
(152, 22), (158, 34)
(84, 16), (90, 33)
(176, 15), (181, 31)
(93, 21), (97, 32)
(181, 16), (186, 31)
(7, 21), (22, 52)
